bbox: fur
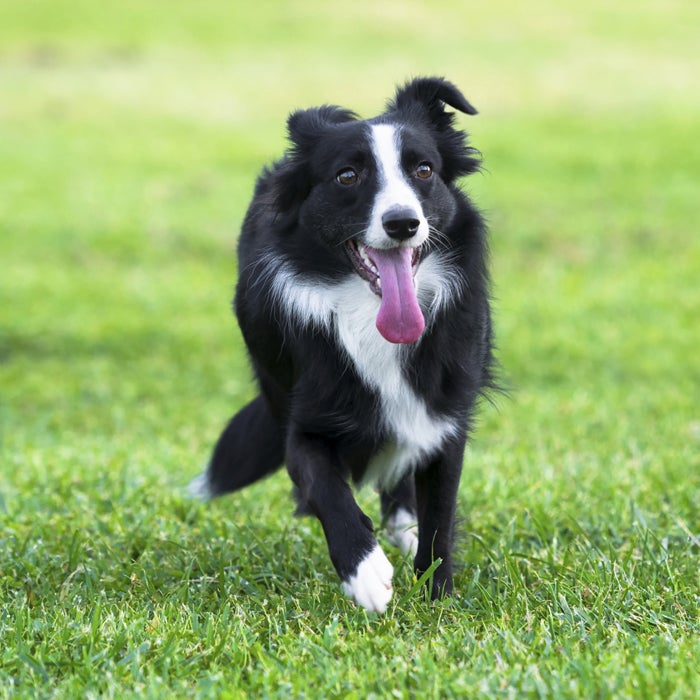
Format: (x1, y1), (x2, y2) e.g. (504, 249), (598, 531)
(191, 77), (495, 612)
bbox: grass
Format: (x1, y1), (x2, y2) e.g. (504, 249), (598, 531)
(1, 0), (699, 697)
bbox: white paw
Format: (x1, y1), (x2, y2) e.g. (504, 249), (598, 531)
(341, 545), (394, 613)
(385, 508), (418, 557)
(186, 472), (212, 501)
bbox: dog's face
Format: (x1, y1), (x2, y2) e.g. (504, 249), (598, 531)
(298, 121), (448, 249)
(271, 78), (480, 343)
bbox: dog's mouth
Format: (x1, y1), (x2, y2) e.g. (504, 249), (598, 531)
(345, 240), (425, 344)
(346, 240), (421, 295)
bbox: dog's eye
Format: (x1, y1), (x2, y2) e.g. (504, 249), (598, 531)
(415, 162), (433, 180)
(336, 168), (359, 186)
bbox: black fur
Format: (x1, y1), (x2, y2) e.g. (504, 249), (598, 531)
(199, 77), (494, 607)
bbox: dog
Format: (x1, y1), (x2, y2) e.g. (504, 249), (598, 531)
(189, 77), (494, 613)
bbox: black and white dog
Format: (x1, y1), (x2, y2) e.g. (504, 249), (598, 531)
(190, 77), (494, 613)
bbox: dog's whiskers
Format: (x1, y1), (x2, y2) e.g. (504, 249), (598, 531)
(335, 223), (370, 248)
(427, 220), (451, 251)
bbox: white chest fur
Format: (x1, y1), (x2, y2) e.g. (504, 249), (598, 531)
(333, 278), (457, 487)
(269, 255), (459, 489)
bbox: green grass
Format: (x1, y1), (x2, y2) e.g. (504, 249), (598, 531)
(1, 0), (699, 697)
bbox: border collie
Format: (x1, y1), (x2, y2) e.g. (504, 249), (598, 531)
(190, 77), (494, 613)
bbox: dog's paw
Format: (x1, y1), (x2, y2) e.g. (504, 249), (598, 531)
(385, 508), (418, 557)
(186, 472), (212, 501)
(341, 545), (394, 614)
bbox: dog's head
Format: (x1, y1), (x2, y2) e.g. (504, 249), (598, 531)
(269, 77), (480, 343)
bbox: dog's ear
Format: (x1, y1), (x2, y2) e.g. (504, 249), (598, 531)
(391, 77), (477, 120)
(287, 105), (358, 149)
(270, 105), (357, 212)
(390, 77), (480, 181)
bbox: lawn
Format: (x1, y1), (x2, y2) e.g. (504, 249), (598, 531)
(1, 0), (699, 697)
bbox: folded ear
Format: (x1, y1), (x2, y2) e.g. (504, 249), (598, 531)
(389, 77), (480, 181)
(390, 77), (477, 122)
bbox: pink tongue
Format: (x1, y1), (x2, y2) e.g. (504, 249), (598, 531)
(368, 247), (425, 344)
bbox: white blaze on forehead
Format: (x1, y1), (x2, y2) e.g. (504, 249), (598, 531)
(367, 124), (428, 249)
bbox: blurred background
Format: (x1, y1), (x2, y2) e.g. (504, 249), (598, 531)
(1, 4), (698, 693)
(1, 0), (698, 508)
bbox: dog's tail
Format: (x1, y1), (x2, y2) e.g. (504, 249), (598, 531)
(188, 395), (284, 500)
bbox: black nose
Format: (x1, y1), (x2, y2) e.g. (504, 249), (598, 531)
(382, 207), (421, 240)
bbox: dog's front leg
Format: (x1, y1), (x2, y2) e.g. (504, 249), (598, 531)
(286, 428), (393, 613)
(414, 437), (466, 599)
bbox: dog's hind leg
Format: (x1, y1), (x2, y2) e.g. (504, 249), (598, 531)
(380, 475), (418, 557)
(189, 395), (284, 500)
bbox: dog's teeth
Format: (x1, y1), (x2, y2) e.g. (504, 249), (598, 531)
(358, 247), (377, 275)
